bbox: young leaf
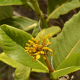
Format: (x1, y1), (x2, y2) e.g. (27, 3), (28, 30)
(47, 0), (80, 21)
(21, 1), (35, 10)
(51, 11), (80, 70)
(32, 23), (40, 38)
(0, 0), (27, 6)
(35, 26), (61, 40)
(0, 24), (48, 71)
(53, 53), (80, 79)
(0, 6), (13, 20)
(40, 17), (48, 29)
(0, 16), (37, 31)
(0, 52), (20, 68)
(15, 64), (31, 80)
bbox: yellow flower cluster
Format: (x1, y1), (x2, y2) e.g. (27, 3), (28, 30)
(25, 35), (52, 61)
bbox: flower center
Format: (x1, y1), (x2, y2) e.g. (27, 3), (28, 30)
(25, 34), (52, 61)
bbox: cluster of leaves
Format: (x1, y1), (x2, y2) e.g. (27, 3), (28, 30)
(0, 0), (80, 80)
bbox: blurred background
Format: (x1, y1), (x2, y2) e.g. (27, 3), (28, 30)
(0, 0), (80, 80)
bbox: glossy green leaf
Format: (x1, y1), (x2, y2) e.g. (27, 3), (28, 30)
(0, 16), (37, 31)
(47, 0), (80, 21)
(51, 11), (80, 70)
(0, 0), (27, 6)
(53, 53), (80, 79)
(0, 52), (20, 68)
(35, 26), (61, 40)
(0, 6), (13, 20)
(0, 24), (48, 71)
(15, 64), (31, 80)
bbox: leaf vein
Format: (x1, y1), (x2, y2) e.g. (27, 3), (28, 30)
(66, 39), (80, 59)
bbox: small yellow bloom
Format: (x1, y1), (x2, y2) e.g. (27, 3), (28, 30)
(34, 52), (40, 55)
(25, 35), (52, 61)
(42, 47), (49, 50)
(31, 37), (37, 42)
(33, 48), (36, 52)
(48, 49), (52, 52)
(26, 43), (31, 47)
(47, 42), (51, 45)
(40, 51), (44, 54)
(36, 39), (40, 44)
(28, 40), (34, 45)
(36, 55), (40, 59)
(39, 36), (43, 39)
(33, 44), (37, 48)
(25, 47), (29, 50)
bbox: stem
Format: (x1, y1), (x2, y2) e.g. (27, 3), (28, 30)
(44, 56), (57, 80)
(50, 72), (58, 80)
(30, 0), (44, 18)
(44, 56), (54, 72)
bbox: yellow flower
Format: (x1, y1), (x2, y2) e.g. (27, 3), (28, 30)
(25, 34), (52, 61)
(36, 55), (40, 59)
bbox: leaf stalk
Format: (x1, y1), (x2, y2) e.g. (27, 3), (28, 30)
(30, 0), (44, 18)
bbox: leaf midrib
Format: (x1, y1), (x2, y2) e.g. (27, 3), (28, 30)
(0, 25), (48, 71)
(46, 0), (70, 21)
(66, 39), (80, 59)
(22, 67), (28, 80)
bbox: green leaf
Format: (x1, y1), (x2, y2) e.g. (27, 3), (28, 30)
(0, 0), (27, 6)
(32, 68), (48, 73)
(0, 52), (20, 68)
(40, 17), (48, 29)
(47, 0), (80, 21)
(0, 16), (37, 31)
(0, 24), (48, 71)
(32, 23), (40, 38)
(51, 11), (80, 70)
(15, 64), (31, 80)
(53, 53), (80, 79)
(0, 6), (13, 20)
(21, 1), (35, 10)
(35, 26), (61, 40)
(0, 52), (47, 73)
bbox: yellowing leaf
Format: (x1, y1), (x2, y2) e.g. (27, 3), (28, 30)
(52, 11), (80, 69)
